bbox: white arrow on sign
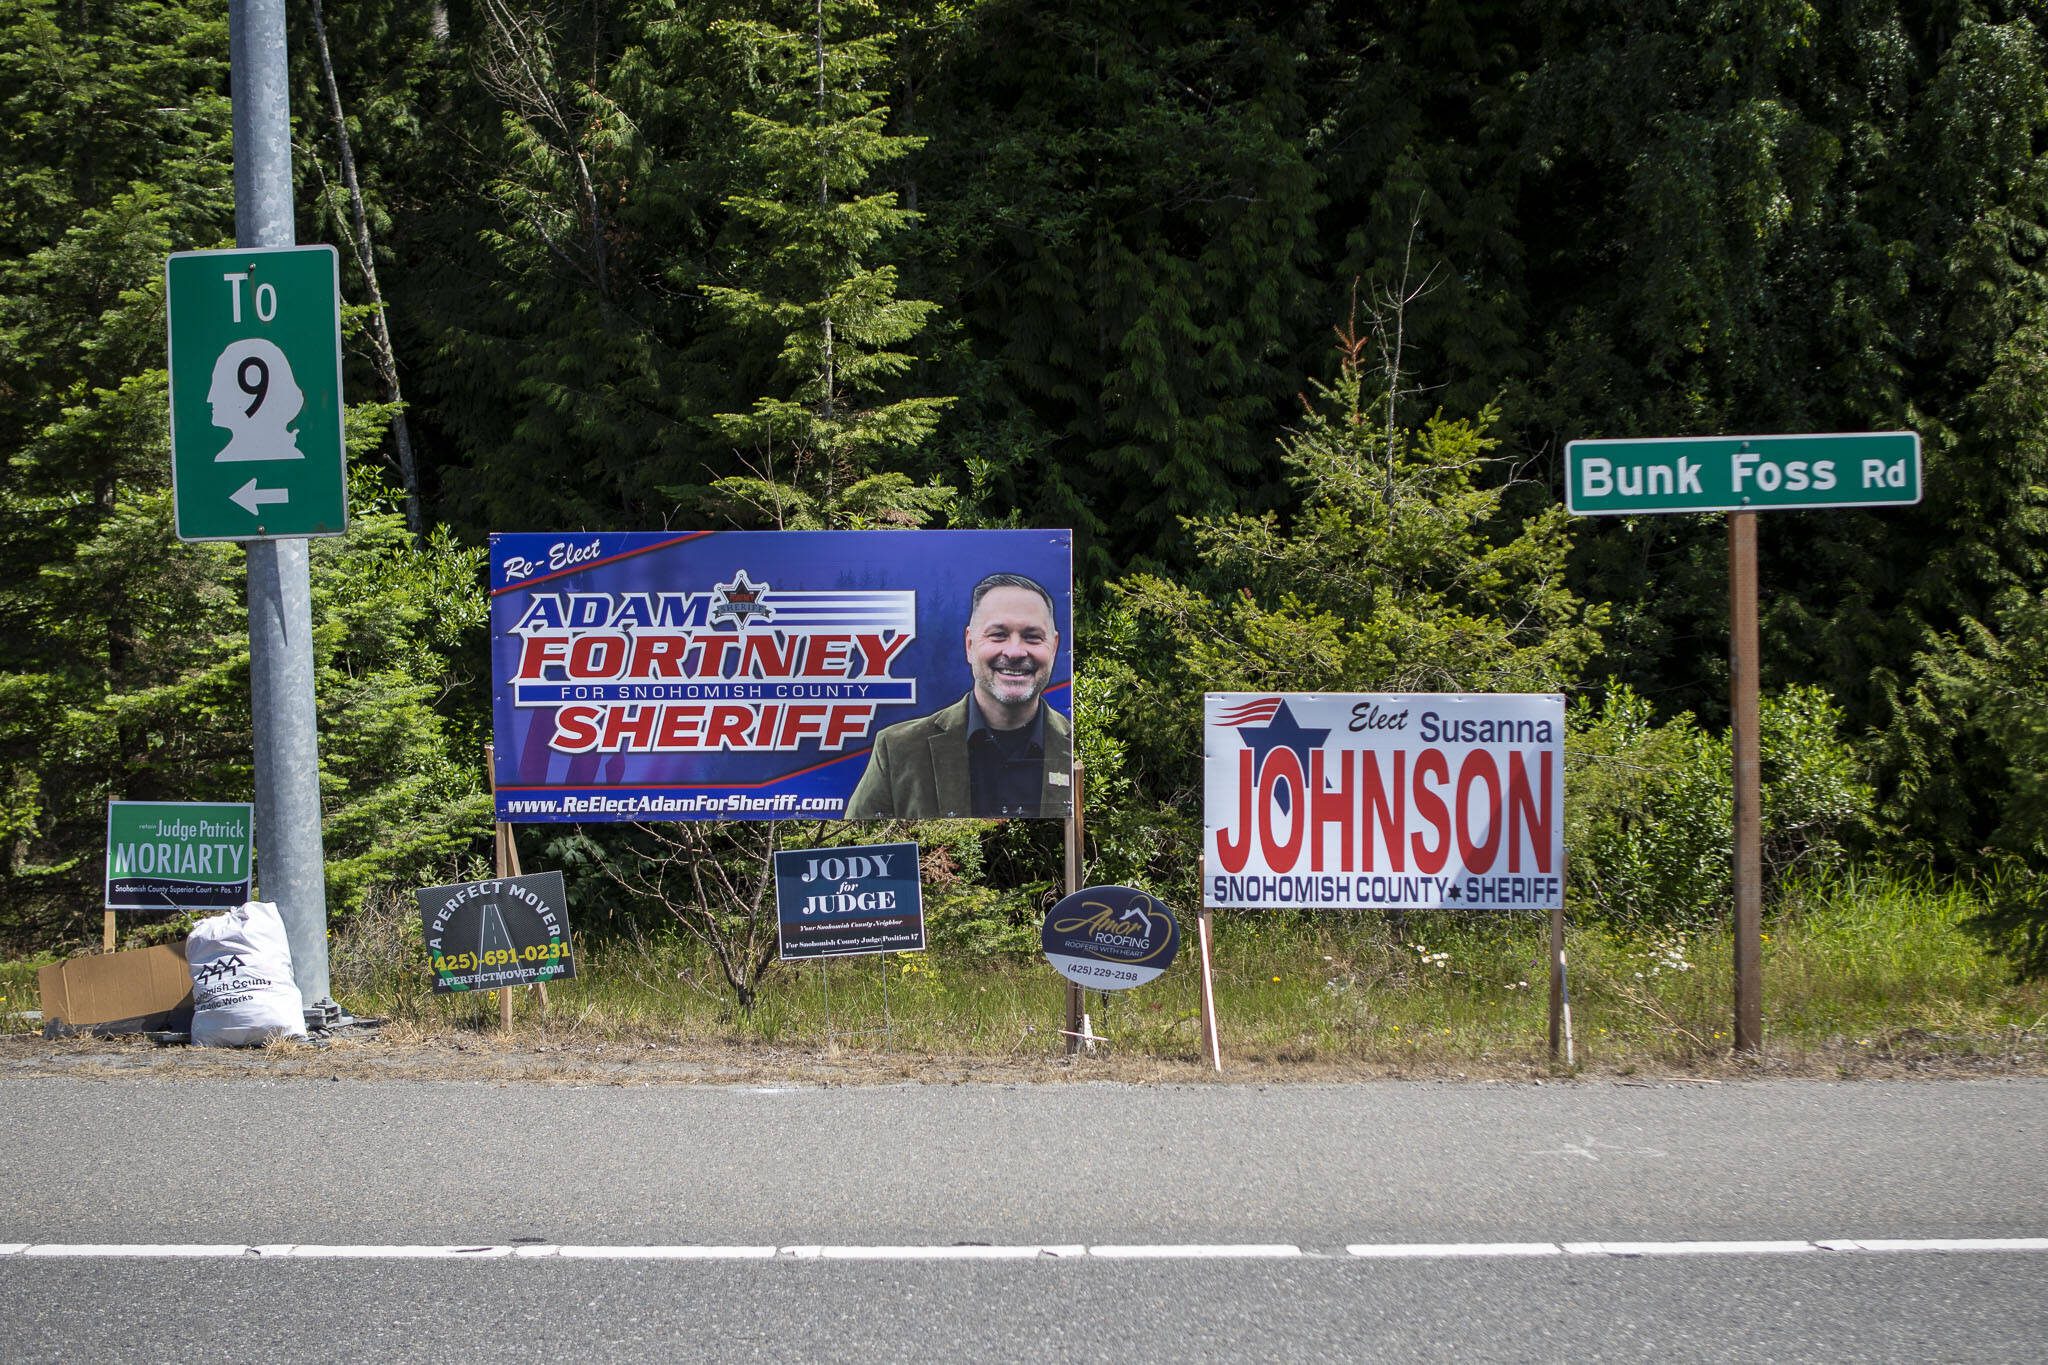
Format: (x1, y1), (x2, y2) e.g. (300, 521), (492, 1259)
(230, 479), (289, 516)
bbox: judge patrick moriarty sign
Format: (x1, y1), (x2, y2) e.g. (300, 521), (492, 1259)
(1040, 886), (1180, 990)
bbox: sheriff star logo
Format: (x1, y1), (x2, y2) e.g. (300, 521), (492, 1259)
(709, 570), (775, 627)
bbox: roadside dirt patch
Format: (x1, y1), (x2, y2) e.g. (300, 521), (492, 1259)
(1, 1023), (2041, 1085)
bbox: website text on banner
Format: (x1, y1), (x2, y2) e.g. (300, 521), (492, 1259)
(1203, 693), (1564, 911)
(490, 530), (1074, 822)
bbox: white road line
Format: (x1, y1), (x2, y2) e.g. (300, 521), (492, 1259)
(1349, 1242), (1564, 1259)
(786, 1245), (1088, 1260)
(1813, 1238), (2048, 1254)
(268, 1245), (520, 1259)
(1560, 1241), (1817, 1257)
(1348, 1239), (2048, 1259)
(1087, 1244), (1302, 1260)
(21, 1244), (254, 1258)
(547, 1246), (777, 1260)
(1, 1238), (2043, 1262)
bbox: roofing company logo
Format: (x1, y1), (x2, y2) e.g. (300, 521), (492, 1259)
(709, 569), (775, 628)
(1041, 885), (1181, 989)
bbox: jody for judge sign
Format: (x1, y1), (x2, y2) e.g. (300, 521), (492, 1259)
(774, 842), (926, 960)
(1204, 693), (1564, 911)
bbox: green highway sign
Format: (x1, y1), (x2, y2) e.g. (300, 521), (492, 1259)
(1565, 431), (1920, 516)
(166, 245), (347, 541)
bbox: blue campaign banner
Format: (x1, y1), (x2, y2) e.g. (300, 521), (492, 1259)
(774, 842), (925, 960)
(491, 530), (1073, 821)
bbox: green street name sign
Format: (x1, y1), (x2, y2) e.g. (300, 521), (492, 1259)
(106, 800), (253, 911)
(166, 245), (348, 541)
(1565, 432), (1921, 516)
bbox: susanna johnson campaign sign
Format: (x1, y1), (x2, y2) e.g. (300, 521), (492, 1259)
(491, 530), (1072, 822)
(1204, 693), (1564, 911)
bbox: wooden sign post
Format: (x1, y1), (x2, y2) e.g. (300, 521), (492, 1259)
(1062, 762), (1087, 1054)
(1728, 513), (1764, 1052)
(485, 744), (547, 1030)
(1196, 910), (1222, 1072)
(1566, 431), (1921, 1054)
(1547, 899), (1574, 1066)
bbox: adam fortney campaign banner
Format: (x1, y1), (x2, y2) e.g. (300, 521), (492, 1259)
(1204, 693), (1564, 911)
(492, 530), (1072, 821)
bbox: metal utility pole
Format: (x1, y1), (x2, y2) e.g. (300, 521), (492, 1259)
(230, 0), (338, 1022)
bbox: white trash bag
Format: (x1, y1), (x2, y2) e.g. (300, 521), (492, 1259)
(187, 900), (307, 1046)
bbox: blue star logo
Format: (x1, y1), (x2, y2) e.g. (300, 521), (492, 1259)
(1234, 701), (1330, 814)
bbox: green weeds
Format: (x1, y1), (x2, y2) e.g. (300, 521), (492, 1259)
(11, 872), (2042, 1072)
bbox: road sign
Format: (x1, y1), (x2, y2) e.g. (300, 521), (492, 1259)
(166, 245), (347, 540)
(1565, 432), (1920, 516)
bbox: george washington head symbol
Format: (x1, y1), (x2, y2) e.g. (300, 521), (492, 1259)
(207, 337), (305, 462)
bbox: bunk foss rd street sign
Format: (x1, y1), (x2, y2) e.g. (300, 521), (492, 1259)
(166, 245), (347, 541)
(1565, 432), (1920, 516)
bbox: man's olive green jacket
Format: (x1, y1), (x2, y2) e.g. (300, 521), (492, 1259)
(843, 692), (1073, 819)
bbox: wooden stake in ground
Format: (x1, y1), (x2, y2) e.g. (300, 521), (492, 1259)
(484, 744), (547, 1028)
(1063, 762), (1087, 1054)
(1729, 512), (1763, 1053)
(103, 910), (116, 954)
(1548, 900), (1574, 1066)
(1196, 910), (1222, 1073)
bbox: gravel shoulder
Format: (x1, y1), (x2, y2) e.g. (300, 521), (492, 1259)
(2, 1023), (2042, 1086)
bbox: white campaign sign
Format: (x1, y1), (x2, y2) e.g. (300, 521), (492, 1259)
(1203, 693), (1565, 911)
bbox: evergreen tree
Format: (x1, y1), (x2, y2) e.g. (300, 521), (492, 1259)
(0, 0), (491, 948)
(913, 0), (1326, 561)
(0, 0), (236, 936)
(1093, 323), (1604, 900)
(691, 0), (954, 528)
(413, 0), (728, 532)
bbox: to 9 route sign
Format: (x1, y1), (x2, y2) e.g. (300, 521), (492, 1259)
(166, 245), (348, 541)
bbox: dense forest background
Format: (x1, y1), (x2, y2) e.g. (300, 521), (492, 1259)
(4, 0), (2046, 971)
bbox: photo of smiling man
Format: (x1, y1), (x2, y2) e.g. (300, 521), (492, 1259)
(844, 571), (1073, 819)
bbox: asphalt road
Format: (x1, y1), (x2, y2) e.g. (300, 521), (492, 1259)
(3, 1077), (2043, 1360)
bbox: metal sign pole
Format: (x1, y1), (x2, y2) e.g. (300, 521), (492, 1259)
(231, 0), (335, 1023)
(1729, 512), (1764, 1052)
